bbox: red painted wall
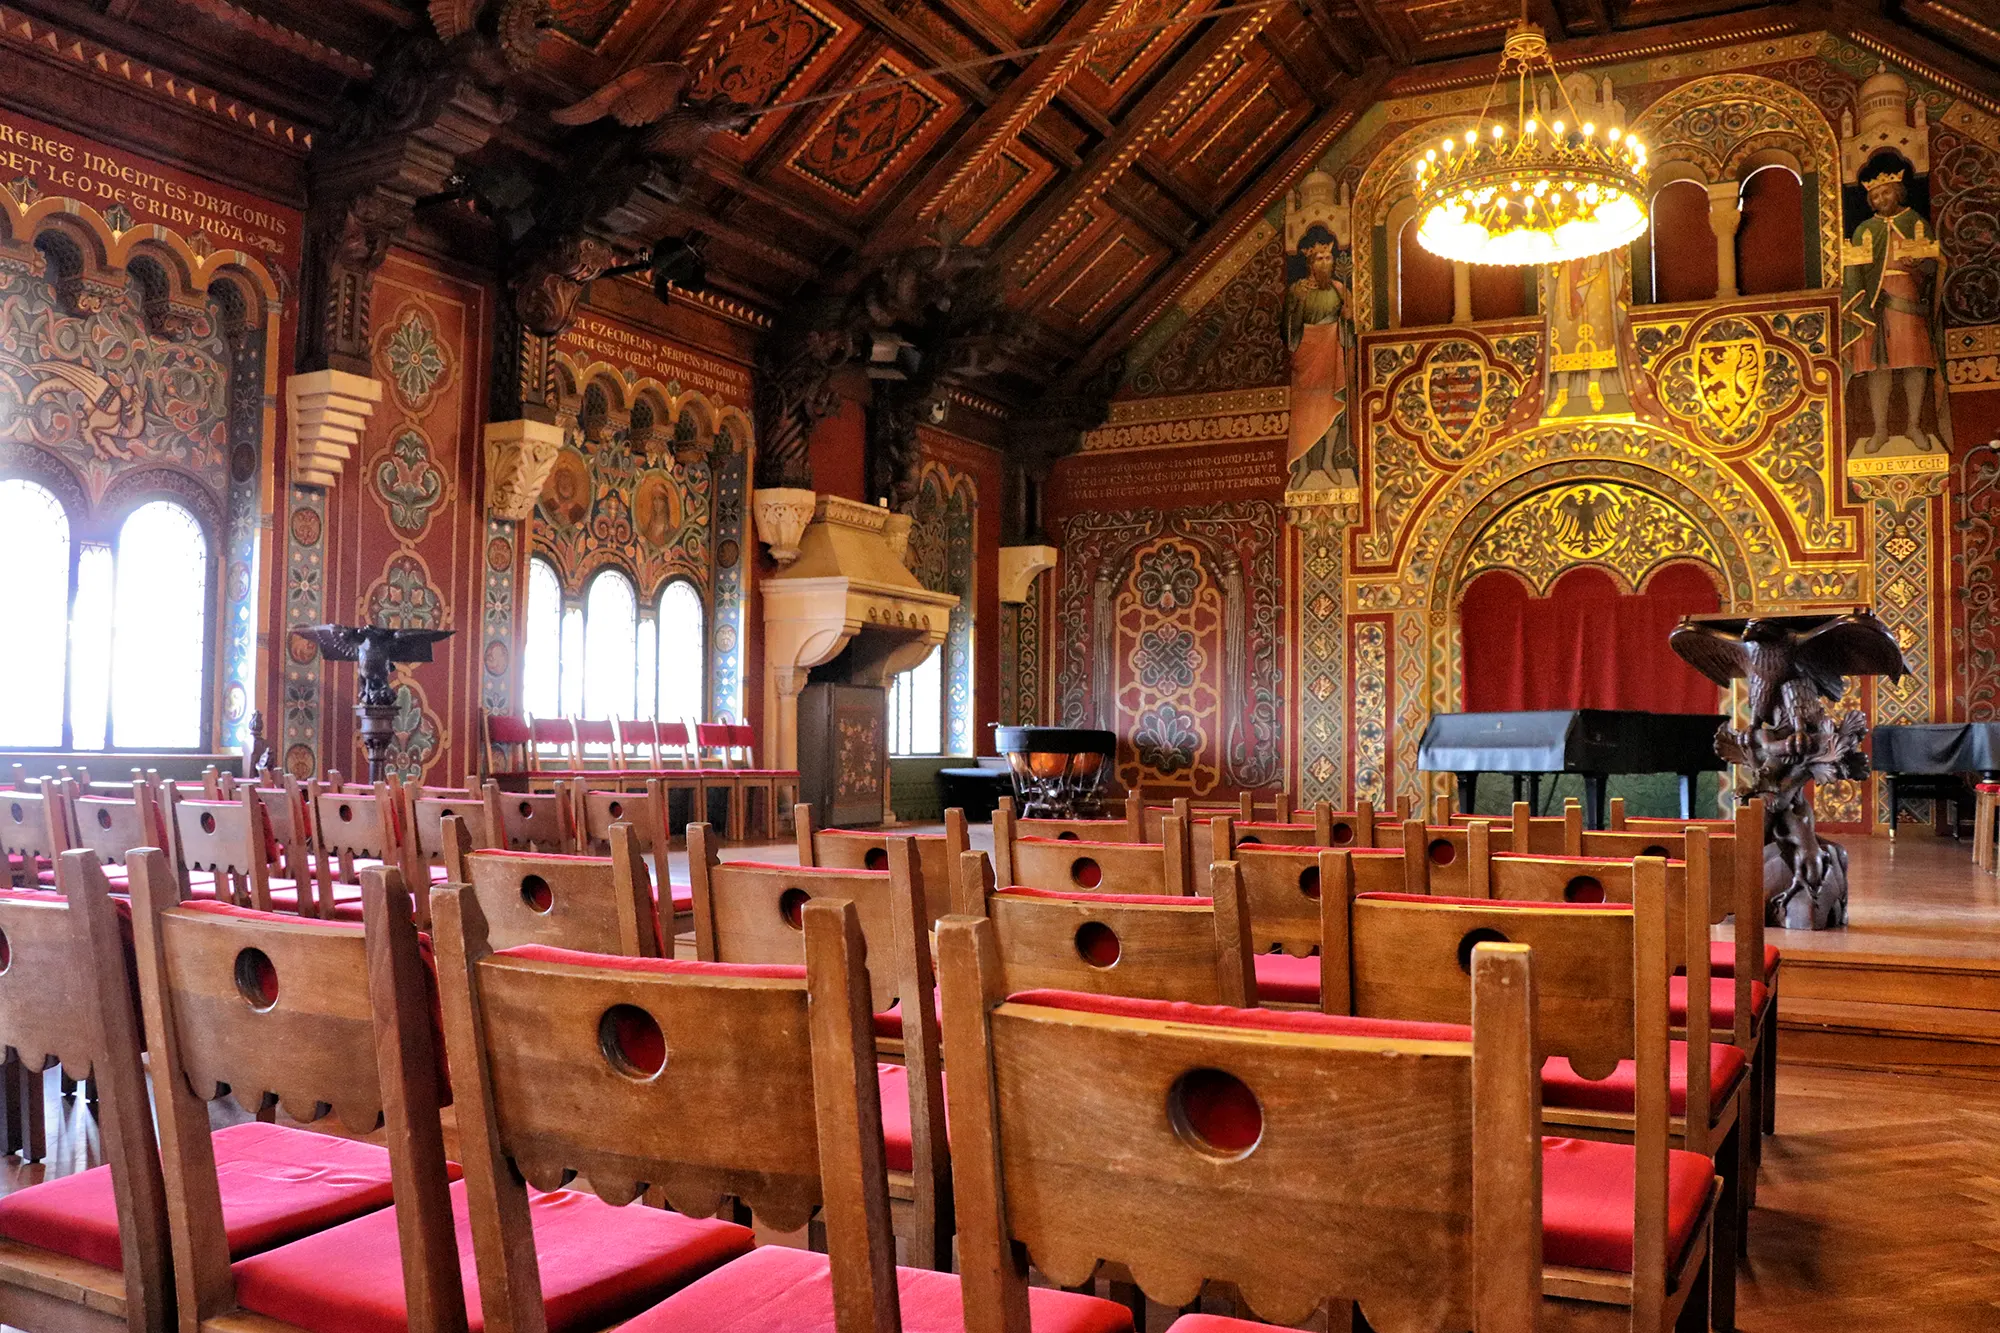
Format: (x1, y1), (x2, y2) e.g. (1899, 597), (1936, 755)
(809, 391), (869, 503)
(1737, 166), (1806, 296)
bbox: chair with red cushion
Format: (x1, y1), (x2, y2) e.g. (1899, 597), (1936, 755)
(686, 827), (950, 1270)
(482, 708), (534, 783)
(527, 714), (581, 785)
(691, 723), (749, 838)
(573, 776), (672, 858)
(161, 782), (292, 912)
(650, 721), (719, 832)
(459, 824), (664, 958)
(129, 849), (754, 1333)
(244, 776), (314, 889)
(1008, 791), (1148, 844)
(1321, 850), (1725, 1333)
(957, 853), (1256, 1010)
(723, 722), (798, 840)
(999, 803), (1193, 898)
(304, 780), (402, 921)
(401, 783), (504, 910)
(2, 781), (69, 891)
(59, 780), (160, 893)
(800, 802), (968, 927)
(935, 912), (1541, 1333)
(1228, 844), (1415, 1008)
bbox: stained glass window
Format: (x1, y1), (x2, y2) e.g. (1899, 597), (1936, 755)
(523, 557), (562, 719)
(582, 568), (637, 720)
(110, 501), (207, 749)
(0, 480), (69, 746)
(657, 580), (705, 723)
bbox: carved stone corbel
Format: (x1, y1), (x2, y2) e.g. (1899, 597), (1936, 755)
(484, 418), (566, 520)
(998, 544), (1058, 603)
(752, 487), (818, 564)
(287, 369), (383, 489)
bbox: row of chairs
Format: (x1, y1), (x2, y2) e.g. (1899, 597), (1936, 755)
(482, 711), (798, 840)
(0, 809), (1706, 1333)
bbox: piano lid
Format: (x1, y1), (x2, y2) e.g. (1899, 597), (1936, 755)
(1418, 710), (1727, 774)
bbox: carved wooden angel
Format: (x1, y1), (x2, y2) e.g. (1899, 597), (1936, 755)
(550, 62), (752, 164)
(429, 0), (550, 70)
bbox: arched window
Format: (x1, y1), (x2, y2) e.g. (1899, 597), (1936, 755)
(523, 557), (562, 720)
(0, 480), (70, 746)
(109, 501), (207, 748)
(657, 580), (706, 723)
(1737, 164), (1806, 296)
(1650, 179), (1718, 303)
(888, 645), (944, 756)
(1397, 215), (1455, 327)
(582, 568), (637, 720)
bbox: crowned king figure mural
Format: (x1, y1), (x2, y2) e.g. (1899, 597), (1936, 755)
(1282, 172), (1359, 496)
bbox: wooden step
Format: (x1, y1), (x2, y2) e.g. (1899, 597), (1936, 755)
(1779, 994), (2000, 1079)
(1778, 950), (2000, 1011)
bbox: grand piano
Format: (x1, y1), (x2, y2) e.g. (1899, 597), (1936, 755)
(1870, 722), (2000, 837)
(1418, 709), (1728, 829)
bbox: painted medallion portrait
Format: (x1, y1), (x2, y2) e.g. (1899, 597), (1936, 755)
(634, 473), (682, 549)
(542, 449), (592, 527)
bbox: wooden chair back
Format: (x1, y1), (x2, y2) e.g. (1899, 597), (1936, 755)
(655, 720), (699, 768)
(430, 886), (893, 1327)
(494, 788), (570, 852)
(1, 781), (69, 885)
(127, 851), (459, 1329)
(70, 782), (160, 870)
(937, 913), (1541, 1331)
(1008, 832), (1190, 897)
(573, 779), (668, 855)
(613, 717), (663, 768)
(163, 784), (272, 910)
(309, 781), (403, 919)
(405, 783), (502, 877)
(528, 715), (577, 771)
(571, 718), (619, 770)
(802, 804), (968, 926)
(459, 823), (660, 957)
(482, 709), (533, 776)
(1570, 801), (1761, 930)
(954, 853), (1254, 1007)
(244, 777), (308, 883)
(1232, 842), (1342, 956)
(1369, 818), (1515, 894)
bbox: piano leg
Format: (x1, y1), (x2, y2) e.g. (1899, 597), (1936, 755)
(1584, 774), (1609, 831)
(1886, 774), (1899, 841)
(1678, 773), (1696, 820)
(1527, 774), (1542, 813)
(1455, 772), (1478, 816)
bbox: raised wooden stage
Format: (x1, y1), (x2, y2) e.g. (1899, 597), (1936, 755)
(1765, 832), (2000, 1079)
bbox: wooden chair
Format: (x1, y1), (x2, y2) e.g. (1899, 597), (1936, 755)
(724, 722), (799, 840)
(1980, 782), (2000, 871)
(1006, 791), (1147, 843)
(686, 825), (951, 1269)
(59, 781), (159, 891)
(456, 821), (662, 958)
(1320, 851), (1722, 1333)
(569, 779), (691, 936)
(306, 780), (401, 920)
(527, 714), (579, 780)
(2, 781), (69, 890)
(692, 723), (749, 838)
(1007, 832), (1192, 898)
(0, 852), (170, 1326)
(618, 718), (707, 832)
(657, 720), (737, 833)
(161, 782), (283, 911)
(401, 781), (503, 888)
(936, 912), (1541, 1333)
(241, 776), (312, 888)
(481, 708), (534, 781)
(493, 787), (571, 853)
(954, 851), (1254, 1008)
(571, 717), (622, 772)
(799, 802), (968, 927)
(432, 883), (1132, 1333)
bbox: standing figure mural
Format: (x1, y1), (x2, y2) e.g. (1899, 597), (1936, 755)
(1282, 172), (1358, 495)
(1840, 66), (1949, 455)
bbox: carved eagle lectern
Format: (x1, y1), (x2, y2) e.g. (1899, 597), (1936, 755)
(1669, 611), (1907, 731)
(292, 626), (455, 708)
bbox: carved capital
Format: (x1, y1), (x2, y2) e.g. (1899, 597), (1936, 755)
(484, 418), (566, 520)
(287, 370), (384, 489)
(998, 544), (1058, 603)
(882, 510), (914, 567)
(752, 487), (817, 564)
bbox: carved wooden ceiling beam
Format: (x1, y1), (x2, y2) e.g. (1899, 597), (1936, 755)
(169, 0), (373, 79)
(1293, 0), (1370, 75)
(998, 3), (1278, 280)
(840, 0), (998, 109)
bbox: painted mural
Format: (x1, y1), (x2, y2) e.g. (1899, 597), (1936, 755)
(907, 456), (976, 755)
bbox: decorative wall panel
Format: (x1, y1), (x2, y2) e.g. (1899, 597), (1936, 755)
(908, 458), (976, 754)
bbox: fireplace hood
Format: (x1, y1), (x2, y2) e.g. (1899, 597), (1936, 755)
(760, 495), (958, 770)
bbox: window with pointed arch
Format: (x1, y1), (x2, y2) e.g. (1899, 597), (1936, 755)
(582, 568), (639, 722)
(656, 579), (705, 723)
(522, 556), (563, 720)
(0, 480), (212, 750)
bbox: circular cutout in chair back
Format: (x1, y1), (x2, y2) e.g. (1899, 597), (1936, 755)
(96, 809), (114, 830)
(864, 847), (888, 871)
(1070, 857), (1102, 889)
(1564, 875), (1605, 903)
(1074, 921), (1120, 968)
(1427, 838), (1457, 866)
(1329, 821), (1354, 845)
(517, 801), (534, 817)
(438, 807), (458, 822)
(1238, 835), (1261, 846)
(234, 948), (279, 1011)
(1056, 831), (1080, 841)
(200, 812), (217, 834)
(1456, 927), (1509, 974)
(521, 874), (554, 913)
(599, 1004), (665, 1080)
(607, 800), (625, 819)
(1297, 866), (1321, 900)
(337, 804), (354, 823)
(6, 804), (20, 824)
(0, 927), (13, 974)
(1169, 1068), (1261, 1158)
(1642, 845), (1670, 859)
(779, 887), (811, 930)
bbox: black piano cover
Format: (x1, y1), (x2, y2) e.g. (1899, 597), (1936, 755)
(1418, 710), (1727, 774)
(1871, 722), (2000, 774)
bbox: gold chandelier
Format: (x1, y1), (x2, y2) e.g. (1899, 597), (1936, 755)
(1411, 21), (1649, 267)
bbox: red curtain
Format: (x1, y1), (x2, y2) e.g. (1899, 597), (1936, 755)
(1460, 563), (1723, 713)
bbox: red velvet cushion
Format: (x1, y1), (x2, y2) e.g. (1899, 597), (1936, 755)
(620, 1241), (1133, 1333)
(1165, 1318), (1269, 1332)
(1251, 952), (1321, 1005)
(0, 1122), (417, 1270)
(233, 1178), (753, 1333)
(879, 1063), (913, 1173)
(493, 944), (806, 980)
(1356, 892), (1629, 911)
(997, 887), (1211, 907)
(1542, 1041), (1748, 1118)
(653, 882), (695, 914)
(1015, 837), (1147, 854)
(1542, 1137), (1714, 1273)
(1706, 941), (1780, 980)
(1668, 975), (1770, 1025)
(1009, 990), (1473, 1043)
(872, 989), (943, 1042)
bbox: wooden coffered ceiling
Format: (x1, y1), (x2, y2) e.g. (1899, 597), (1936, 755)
(8, 0), (2000, 406)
